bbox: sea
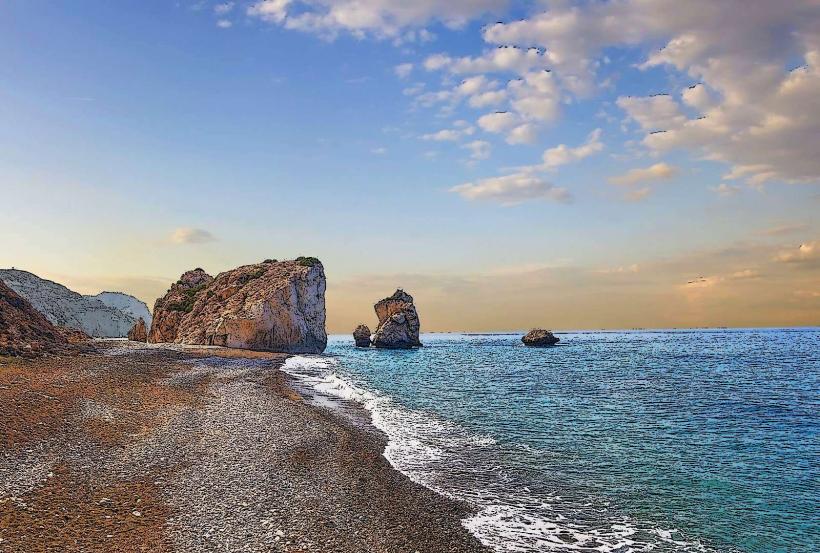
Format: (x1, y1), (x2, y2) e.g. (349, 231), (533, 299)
(282, 329), (819, 553)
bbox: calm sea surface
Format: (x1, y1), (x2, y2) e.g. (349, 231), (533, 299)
(283, 329), (819, 552)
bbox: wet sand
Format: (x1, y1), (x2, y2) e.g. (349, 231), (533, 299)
(0, 341), (488, 552)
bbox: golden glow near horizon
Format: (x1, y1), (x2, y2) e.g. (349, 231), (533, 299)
(9, 237), (817, 333)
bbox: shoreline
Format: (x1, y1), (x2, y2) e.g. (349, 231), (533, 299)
(0, 341), (488, 552)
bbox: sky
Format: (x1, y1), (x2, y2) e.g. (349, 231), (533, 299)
(1, 0), (819, 332)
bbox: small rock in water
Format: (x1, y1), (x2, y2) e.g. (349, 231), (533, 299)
(353, 324), (371, 347)
(521, 328), (560, 347)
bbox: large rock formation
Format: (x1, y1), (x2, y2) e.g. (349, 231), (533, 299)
(371, 289), (421, 349)
(0, 279), (72, 357)
(0, 269), (141, 338)
(353, 324), (371, 347)
(522, 329), (560, 347)
(128, 318), (148, 342)
(148, 268), (213, 343)
(148, 259), (327, 354)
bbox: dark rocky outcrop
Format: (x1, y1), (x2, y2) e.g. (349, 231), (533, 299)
(371, 289), (421, 349)
(521, 328), (560, 347)
(128, 317), (148, 342)
(0, 279), (75, 357)
(353, 324), (371, 347)
(148, 260), (326, 354)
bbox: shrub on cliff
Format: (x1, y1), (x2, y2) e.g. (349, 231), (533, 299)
(296, 256), (321, 268)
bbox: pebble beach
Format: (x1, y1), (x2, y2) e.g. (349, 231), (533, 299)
(0, 341), (488, 552)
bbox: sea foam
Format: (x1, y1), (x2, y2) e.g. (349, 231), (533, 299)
(282, 354), (716, 553)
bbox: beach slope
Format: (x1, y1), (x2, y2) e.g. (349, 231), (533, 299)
(0, 342), (487, 552)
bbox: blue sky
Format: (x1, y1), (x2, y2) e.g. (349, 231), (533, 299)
(2, 1), (818, 331)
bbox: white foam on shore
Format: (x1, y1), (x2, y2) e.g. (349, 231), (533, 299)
(282, 355), (714, 553)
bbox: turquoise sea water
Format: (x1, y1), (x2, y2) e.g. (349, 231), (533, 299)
(283, 329), (819, 552)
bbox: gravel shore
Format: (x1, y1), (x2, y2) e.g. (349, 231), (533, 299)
(0, 341), (488, 552)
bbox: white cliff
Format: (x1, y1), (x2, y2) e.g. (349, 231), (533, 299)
(0, 269), (140, 338)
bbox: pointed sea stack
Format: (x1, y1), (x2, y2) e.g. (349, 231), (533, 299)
(371, 289), (422, 349)
(128, 317), (148, 342)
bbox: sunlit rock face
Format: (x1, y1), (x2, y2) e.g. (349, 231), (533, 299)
(149, 259), (327, 354)
(148, 269), (214, 344)
(128, 318), (148, 342)
(371, 289), (421, 349)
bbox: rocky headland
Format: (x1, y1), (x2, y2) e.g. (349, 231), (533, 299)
(0, 279), (91, 357)
(149, 258), (327, 354)
(0, 269), (148, 338)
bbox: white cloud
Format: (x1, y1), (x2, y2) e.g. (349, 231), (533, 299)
(216, 19), (233, 28)
(411, 74), (505, 114)
(462, 140), (491, 161)
(507, 70), (561, 122)
(711, 183), (741, 197)
(394, 63), (413, 79)
(170, 228), (217, 244)
(247, 0), (506, 40)
(371, 146), (387, 155)
(541, 128), (603, 169)
(468, 89), (507, 108)
(506, 123), (537, 145)
(479, 0), (820, 185)
(247, 0), (290, 24)
(450, 173), (570, 206)
(477, 111), (519, 134)
(617, 95), (686, 131)
(454, 127), (603, 203)
(420, 52), (562, 140)
(421, 126), (475, 142)
(402, 82), (425, 96)
(425, 46), (551, 75)
(681, 84), (716, 112)
(610, 162), (679, 187)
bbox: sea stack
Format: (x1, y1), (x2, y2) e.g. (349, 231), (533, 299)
(353, 324), (371, 347)
(128, 317), (148, 342)
(522, 328), (560, 347)
(148, 258), (327, 354)
(371, 289), (421, 349)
